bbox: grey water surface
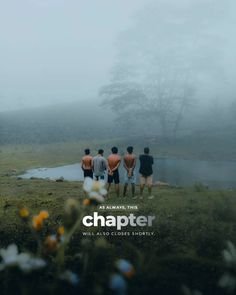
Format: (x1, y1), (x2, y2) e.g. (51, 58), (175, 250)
(18, 158), (236, 189)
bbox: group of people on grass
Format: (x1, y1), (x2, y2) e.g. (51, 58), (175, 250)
(81, 146), (154, 199)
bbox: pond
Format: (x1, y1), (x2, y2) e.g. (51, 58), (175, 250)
(18, 158), (236, 189)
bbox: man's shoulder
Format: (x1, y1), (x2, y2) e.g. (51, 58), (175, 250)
(124, 154), (136, 160)
(85, 155), (92, 159)
(108, 154), (120, 159)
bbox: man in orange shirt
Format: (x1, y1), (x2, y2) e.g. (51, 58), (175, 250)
(107, 146), (121, 197)
(81, 148), (93, 179)
(123, 146), (136, 198)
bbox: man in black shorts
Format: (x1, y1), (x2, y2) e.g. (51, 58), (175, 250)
(81, 148), (93, 179)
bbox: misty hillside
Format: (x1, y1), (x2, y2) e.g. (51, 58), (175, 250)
(1, 98), (236, 161)
(0, 101), (115, 144)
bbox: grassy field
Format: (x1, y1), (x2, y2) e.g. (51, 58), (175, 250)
(1, 142), (236, 295)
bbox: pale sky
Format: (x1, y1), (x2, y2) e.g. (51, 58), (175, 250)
(0, 0), (145, 111)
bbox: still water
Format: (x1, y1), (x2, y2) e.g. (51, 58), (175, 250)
(18, 158), (236, 189)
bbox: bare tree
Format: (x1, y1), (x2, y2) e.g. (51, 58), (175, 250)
(100, 0), (226, 139)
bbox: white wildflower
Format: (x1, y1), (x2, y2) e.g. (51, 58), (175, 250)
(110, 274), (127, 295)
(59, 270), (80, 285)
(219, 241), (236, 292)
(0, 244), (46, 273)
(83, 177), (107, 203)
(223, 241), (236, 266)
(182, 286), (202, 295)
(219, 273), (236, 291)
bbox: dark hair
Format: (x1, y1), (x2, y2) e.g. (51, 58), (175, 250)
(111, 146), (118, 154)
(127, 146), (133, 154)
(84, 148), (90, 155)
(98, 149), (104, 155)
(144, 147), (150, 154)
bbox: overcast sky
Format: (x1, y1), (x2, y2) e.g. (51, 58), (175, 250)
(0, 0), (145, 112)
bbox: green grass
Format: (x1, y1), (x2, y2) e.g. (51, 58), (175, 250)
(1, 143), (236, 294)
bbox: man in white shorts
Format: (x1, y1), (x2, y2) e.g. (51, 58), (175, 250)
(123, 146), (136, 198)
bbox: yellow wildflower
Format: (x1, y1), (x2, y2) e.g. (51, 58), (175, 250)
(32, 215), (43, 231)
(83, 199), (91, 206)
(32, 210), (49, 231)
(57, 226), (65, 236)
(38, 210), (49, 220)
(19, 207), (29, 219)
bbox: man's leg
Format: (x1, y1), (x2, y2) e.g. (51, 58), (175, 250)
(131, 184), (135, 198)
(123, 183), (128, 197)
(89, 170), (93, 179)
(140, 175), (145, 197)
(114, 171), (120, 197)
(107, 174), (112, 195)
(147, 175), (154, 199)
(140, 185), (145, 196)
(115, 184), (120, 198)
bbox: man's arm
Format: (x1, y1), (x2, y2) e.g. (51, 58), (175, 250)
(132, 157), (137, 171)
(107, 158), (113, 174)
(103, 158), (108, 170)
(123, 157), (129, 172)
(81, 158), (84, 171)
(91, 157), (94, 170)
(91, 158), (95, 172)
(112, 159), (121, 172)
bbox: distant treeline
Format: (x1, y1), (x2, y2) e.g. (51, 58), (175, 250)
(1, 102), (236, 156)
(0, 102), (115, 144)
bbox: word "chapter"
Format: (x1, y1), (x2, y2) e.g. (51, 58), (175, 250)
(82, 212), (155, 230)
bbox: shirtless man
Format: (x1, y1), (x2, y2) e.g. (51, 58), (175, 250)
(81, 148), (93, 179)
(123, 146), (136, 198)
(107, 147), (121, 197)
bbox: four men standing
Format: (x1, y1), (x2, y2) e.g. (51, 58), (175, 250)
(81, 146), (154, 198)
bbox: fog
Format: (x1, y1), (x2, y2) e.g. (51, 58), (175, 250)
(0, 0), (144, 111)
(0, 0), (236, 155)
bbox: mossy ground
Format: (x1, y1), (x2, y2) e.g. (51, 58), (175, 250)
(0, 143), (236, 294)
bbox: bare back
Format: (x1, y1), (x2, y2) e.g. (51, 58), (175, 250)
(124, 154), (136, 170)
(82, 155), (93, 170)
(107, 154), (121, 171)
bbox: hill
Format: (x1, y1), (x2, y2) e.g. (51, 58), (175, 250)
(0, 101), (114, 144)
